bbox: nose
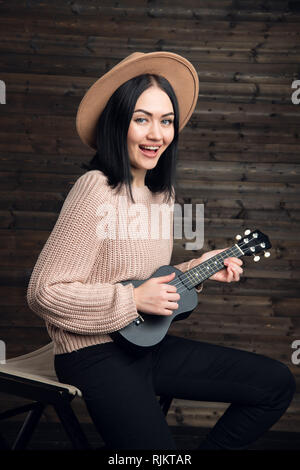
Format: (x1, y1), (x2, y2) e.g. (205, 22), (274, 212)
(147, 120), (163, 141)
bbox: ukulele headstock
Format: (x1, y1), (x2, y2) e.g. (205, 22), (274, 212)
(235, 229), (272, 262)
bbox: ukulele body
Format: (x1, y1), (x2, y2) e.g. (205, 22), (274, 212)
(110, 265), (198, 351)
(110, 229), (272, 353)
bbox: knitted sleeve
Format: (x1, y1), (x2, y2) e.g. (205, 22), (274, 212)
(26, 171), (139, 335)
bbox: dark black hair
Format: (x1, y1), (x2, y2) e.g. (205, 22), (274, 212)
(80, 74), (179, 204)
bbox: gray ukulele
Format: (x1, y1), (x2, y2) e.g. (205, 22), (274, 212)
(110, 229), (271, 352)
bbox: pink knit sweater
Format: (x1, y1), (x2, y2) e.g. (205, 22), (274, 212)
(27, 170), (197, 355)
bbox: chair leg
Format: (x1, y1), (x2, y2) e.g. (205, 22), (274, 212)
(0, 431), (10, 450)
(12, 402), (45, 450)
(0, 403), (40, 421)
(159, 395), (173, 416)
(53, 397), (91, 450)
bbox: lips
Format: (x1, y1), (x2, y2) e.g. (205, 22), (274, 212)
(139, 145), (161, 158)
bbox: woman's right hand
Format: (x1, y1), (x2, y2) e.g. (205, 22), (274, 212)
(133, 272), (180, 316)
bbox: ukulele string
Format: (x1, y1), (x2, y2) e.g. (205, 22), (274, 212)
(170, 246), (238, 293)
(168, 239), (260, 295)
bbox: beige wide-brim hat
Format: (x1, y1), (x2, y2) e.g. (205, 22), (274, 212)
(76, 51), (199, 149)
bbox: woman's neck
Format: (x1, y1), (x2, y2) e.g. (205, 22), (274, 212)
(131, 169), (146, 188)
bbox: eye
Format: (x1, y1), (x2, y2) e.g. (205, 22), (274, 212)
(161, 118), (173, 126)
(134, 117), (147, 124)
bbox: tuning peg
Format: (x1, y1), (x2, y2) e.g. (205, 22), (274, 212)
(244, 229), (251, 235)
(264, 251), (271, 258)
(235, 234), (242, 240)
(253, 255), (260, 262)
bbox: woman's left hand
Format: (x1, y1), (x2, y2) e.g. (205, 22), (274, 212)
(192, 248), (243, 283)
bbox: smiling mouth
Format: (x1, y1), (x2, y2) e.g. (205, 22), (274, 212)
(139, 145), (161, 157)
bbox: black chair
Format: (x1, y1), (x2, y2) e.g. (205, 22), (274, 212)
(0, 342), (173, 450)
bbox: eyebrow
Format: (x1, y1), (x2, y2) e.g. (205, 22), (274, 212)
(133, 109), (174, 117)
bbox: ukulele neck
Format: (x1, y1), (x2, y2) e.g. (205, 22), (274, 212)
(179, 245), (243, 290)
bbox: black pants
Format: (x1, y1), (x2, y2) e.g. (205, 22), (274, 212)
(54, 334), (296, 450)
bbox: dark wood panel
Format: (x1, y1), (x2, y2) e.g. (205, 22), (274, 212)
(0, 0), (299, 15)
(0, 310), (44, 328)
(1, 134), (299, 164)
(177, 161), (300, 183)
(1, 31), (300, 56)
(0, 327), (51, 359)
(2, 115), (300, 145)
(2, 292), (299, 318)
(1, 0), (299, 21)
(2, 188), (300, 212)
(1, 171), (299, 195)
(1, 52), (299, 83)
(0, 71), (296, 106)
(1, 247), (300, 277)
(197, 295), (300, 317)
(0, 161), (300, 189)
(1, 150), (300, 173)
(3, 230), (300, 257)
(1, 209), (299, 241)
(1, 33), (300, 67)
(1, 94), (299, 122)
(0, 5), (300, 33)
(0, 71), (91, 97)
(175, 180), (300, 198)
(166, 397), (300, 432)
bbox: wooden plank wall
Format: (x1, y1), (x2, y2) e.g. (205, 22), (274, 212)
(0, 0), (300, 433)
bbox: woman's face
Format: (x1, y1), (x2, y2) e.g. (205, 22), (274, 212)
(127, 86), (175, 180)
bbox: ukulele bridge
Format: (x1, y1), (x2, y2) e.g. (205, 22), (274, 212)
(135, 314), (145, 325)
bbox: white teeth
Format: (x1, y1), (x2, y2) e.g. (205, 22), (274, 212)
(141, 146), (159, 150)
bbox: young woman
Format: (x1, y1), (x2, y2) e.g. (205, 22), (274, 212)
(27, 52), (295, 450)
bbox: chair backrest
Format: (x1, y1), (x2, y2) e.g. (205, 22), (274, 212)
(4, 342), (57, 381)
(0, 342), (82, 396)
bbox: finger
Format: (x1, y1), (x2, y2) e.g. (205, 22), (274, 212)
(230, 264), (243, 275)
(157, 272), (176, 283)
(164, 284), (178, 293)
(166, 293), (180, 301)
(161, 309), (173, 316)
(224, 257), (243, 266)
(226, 267), (233, 282)
(165, 301), (179, 310)
(231, 267), (240, 282)
(224, 260), (243, 274)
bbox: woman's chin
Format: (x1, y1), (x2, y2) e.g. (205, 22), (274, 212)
(135, 159), (159, 170)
